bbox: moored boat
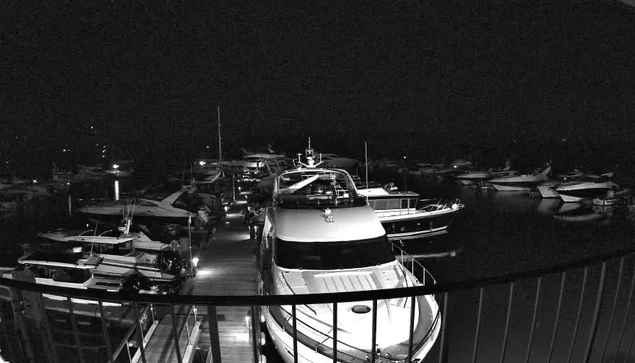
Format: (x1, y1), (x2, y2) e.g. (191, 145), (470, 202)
(258, 141), (441, 363)
(488, 164), (551, 192)
(356, 182), (463, 240)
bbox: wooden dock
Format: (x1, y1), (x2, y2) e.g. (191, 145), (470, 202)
(190, 224), (258, 363)
(140, 221), (258, 363)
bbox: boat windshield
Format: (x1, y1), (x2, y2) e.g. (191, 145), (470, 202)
(276, 170), (366, 209)
(274, 236), (395, 270)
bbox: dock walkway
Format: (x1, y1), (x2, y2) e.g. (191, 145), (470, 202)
(141, 220), (258, 363)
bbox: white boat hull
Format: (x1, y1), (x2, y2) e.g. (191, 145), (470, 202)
(559, 193), (586, 203)
(490, 184), (531, 192)
(263, 294), (441, 363)
(537, 184), (560, 198)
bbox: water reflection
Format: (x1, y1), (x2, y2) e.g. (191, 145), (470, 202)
(536, 198), (561, 216)
(114, 179), (120, 201)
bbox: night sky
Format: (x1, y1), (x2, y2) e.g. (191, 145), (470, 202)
(2, 1), (635, 175)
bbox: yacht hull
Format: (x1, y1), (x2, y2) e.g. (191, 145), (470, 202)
(489, 183), (532, 192)
(380, 208), (460, 240)
(263, 294), (441, 363)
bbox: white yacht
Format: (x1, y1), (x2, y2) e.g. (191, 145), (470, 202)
(488, 165), (551, 192)
(259, 142), (441, 363)
(456, 160), (515, 186)
(356, 182), (463, 240)
(77, 187), (198, 225)
(316, 153), (359, 171)
(555, 172), (619, 203)
(36, 218), (189, 290)
(536, 170), (589, 198)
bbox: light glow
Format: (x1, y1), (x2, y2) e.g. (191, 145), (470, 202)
(196, 269), (214, 276)
(192, 257), (200, 267)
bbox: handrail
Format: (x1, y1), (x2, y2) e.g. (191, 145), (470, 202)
(2, 243), (635, 306)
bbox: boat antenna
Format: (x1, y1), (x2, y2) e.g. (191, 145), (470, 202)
(365, 142), (369, 189)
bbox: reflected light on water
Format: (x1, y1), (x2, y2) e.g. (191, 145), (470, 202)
(114, 180), (120, 201)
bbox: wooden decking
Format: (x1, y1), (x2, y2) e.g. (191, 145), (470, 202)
(190, 224), (258, 363)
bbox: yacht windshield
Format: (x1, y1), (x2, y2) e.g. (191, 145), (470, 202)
(276, 170), (366, 209)
(274, 236), (395, 270)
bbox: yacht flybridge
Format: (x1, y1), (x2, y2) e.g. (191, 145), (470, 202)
(258, 140), (441, 363)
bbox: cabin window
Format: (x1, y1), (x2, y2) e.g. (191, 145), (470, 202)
(373, 200), (388, 210)
(387, 199), (401, 210)
(401, 199), (409, 209)
(274, 235), (395, 270)
(51, 268), (90, 283)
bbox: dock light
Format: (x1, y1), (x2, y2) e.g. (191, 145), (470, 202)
(199, 160), (206, 166)
(112, 164), (119, 170)
(32, 179), (37, 184)
(224, 205), (229, 212)
(192, 257), (199, 267)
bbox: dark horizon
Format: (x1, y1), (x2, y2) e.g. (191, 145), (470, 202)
(2, 1), (635, 176)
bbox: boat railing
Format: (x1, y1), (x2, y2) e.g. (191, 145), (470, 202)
(3, 245), (635, 363)
(391, 242), (438, 286)
(418, 198), (463, 213)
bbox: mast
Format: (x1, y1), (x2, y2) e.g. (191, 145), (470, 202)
(365, 142), (369, 189)
(217, 105), (222, 162)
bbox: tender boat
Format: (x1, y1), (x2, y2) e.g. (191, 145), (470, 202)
(356, 182), (463, 240)
(488, 165), (551, 192)
(555, 172), (619, 203)
(258, 141), (441, 363)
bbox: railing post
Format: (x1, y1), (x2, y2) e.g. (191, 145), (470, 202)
(292, 304), (298, 363)
(251, 305), (259, 363)
(132, 302), (147, 363)
(67, 297), (86, 363)
(332, 302), (338, 363)
(169, 305), (184, 363)
(98, 300), (115, 363)
(524, 277), (542, 363)
(472, 287), (484, 363)
(599, 257), (624, 362)
(437, 292), (448, 363)
(567, 266), (589, 363)
(407, 295), (416, 362)
(371, 299), (378, 363)
(547, 272), (566, 363)
(583, 262), (607, 363)
(207, 305), (222, 363)
(499, 282), (515, 363)
(613, 260), (635, 363)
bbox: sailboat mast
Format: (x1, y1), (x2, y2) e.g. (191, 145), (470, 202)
(217, 106), (222, 162)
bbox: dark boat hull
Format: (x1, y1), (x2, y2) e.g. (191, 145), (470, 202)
(380, 210), (459, 240)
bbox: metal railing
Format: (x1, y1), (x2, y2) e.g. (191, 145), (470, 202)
(2, 245), (635, 363)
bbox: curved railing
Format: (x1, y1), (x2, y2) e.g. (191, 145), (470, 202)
(1, 244), (635, 363)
